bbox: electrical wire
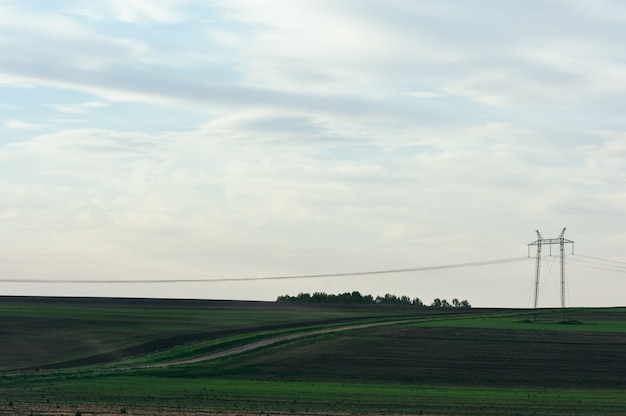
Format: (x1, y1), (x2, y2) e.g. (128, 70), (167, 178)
(542, 253), (626, 274)
(3, 253), (622, 285)
(574, 254), (626, 266)
(0, 256), (532, 284)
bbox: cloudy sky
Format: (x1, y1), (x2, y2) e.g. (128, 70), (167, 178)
(2, 0), (626, 307)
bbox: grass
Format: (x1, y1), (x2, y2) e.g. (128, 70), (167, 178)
(1, 297), (625, 415)
(0, 296), (436, 371)
(103, 321), (365, 367)
(154, 323), (624, 389)
(408, 307), (626, 332)
(3, 374), (626, 415)
(409, 316), (626, 332)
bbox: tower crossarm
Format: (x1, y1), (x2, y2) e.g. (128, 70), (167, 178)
(528, 238), (574, 246)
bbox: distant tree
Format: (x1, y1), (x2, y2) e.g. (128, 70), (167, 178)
(377, 293), (411, 305)
(277, 292), (470, 308)
(376, 293), (396, 305)
(311, 292), (330, 303)
(350, 291), (362, 303)
(296, 292), (312, 303)
(336, 292), (348, 303)
(398, 295), (412, 306)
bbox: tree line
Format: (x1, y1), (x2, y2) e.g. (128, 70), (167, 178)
(276, 291), (471, 308)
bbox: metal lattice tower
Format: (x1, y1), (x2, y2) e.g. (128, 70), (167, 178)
(527, 228), (574, 321)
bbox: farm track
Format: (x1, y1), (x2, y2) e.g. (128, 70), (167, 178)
(12, 316), (437, 375)
(135, 317), (426, 369)
(26, 316), (376, 371)
(5, 296), (497, 372)
(7, 311), (502, 375)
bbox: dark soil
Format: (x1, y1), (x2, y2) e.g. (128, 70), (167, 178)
(215, 325), (626, 389)
(0, 295), (450, 371)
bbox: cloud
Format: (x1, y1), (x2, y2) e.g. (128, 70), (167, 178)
(5, 120), (46, 129)
(0, 42), (388, 118)
(1, 117), (624, 304)
(69, 0), (190, 23)
(48, 101), (110, 114)
(0, 117), (579, 246)
(2, 1), (626, 305)
(0, 0), (623, 115)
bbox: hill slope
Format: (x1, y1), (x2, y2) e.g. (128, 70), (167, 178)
(1, 297), (625, 415)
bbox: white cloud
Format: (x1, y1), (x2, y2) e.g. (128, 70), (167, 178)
(5, 120), (46, 129)
(48, 101), (110, 114)
(70, 0), (190, 23)
(214, 1), (469, 96)
(444, 38), (626, 107)
(1, 1), (626, 305)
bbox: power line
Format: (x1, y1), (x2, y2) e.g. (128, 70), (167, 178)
(566, 256), (626, 274)
(0, 256), (531, 284)
(543, 253), (626, 274)
(574, 254), (626, 266)
(3, 253), (623, 285)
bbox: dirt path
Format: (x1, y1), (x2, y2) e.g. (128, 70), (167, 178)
(131, 318), (419, 369)
(144, 311), (524, 369)
(31, 316), (381, 371)
(1, 316), (450, 376)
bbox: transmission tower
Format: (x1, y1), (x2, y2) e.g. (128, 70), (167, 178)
(527, 228), (574, 321)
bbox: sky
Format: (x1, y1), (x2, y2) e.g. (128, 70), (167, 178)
(1, 0), (626, 307)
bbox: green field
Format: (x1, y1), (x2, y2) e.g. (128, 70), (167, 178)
(1, 297), (625, 415)
(0, 296), (438, 371)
